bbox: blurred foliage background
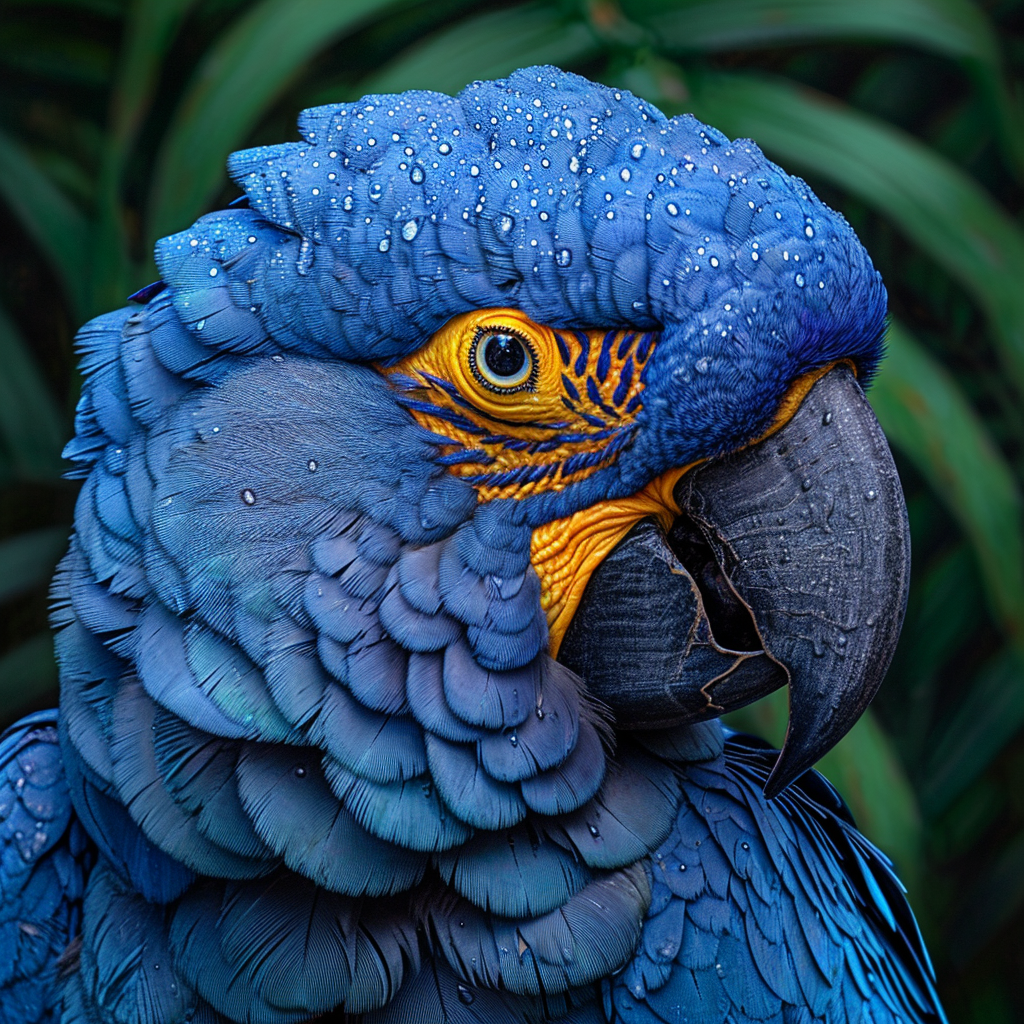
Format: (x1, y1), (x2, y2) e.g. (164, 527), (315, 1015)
(1, 0), (1023, 1017)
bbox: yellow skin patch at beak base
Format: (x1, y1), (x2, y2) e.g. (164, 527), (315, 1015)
(534, 465), (691, 658)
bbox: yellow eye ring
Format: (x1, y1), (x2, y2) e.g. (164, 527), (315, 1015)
(469, 328), (536, 392)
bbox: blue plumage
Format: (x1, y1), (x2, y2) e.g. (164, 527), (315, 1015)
(609, 732), (946, 1024)
(0, 66), (941, 1022)
(0, 713), (91, 1022)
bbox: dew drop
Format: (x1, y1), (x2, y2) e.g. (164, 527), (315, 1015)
(630, 142), (645, 160)
(794, 273), (806, 288)
(293, 765), (307, 778)
(666, 202), (679, 216)
(456, 985), (475, 1006)
(620, 167), (631, 182)
(378, 238), (390, 252)
(240, 488), (256, 506)
(307, 459), (318, 472)
(410, 165), (425, 184)
(822, 411), (833, 426)
(499, 214), (515, 234)
(402, 220), (419, 241)
(438, 142), (452, 155)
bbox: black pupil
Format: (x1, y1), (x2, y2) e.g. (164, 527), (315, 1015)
(482, 333), (526, 379)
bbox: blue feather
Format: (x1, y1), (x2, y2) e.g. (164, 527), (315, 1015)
(75, 862), (194, 1024)
(169, 872), (416, 1021)
(434, 822), (592, 918)
(424, 734), (527, 831)
(234, 742), (425, 895)
(325, 761), (471, 853)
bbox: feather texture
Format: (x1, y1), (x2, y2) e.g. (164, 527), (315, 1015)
(609, 731), (948, 1024)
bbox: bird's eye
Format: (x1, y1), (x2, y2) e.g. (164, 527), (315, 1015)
(470, 330), (535, 392)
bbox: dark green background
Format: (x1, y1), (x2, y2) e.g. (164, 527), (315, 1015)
(2, 0), (1022, 1017)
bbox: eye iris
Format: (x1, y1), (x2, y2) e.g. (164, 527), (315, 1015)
(483, 334), (526, 379)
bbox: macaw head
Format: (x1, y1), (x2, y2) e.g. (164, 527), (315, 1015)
(157, 66), (905, 798)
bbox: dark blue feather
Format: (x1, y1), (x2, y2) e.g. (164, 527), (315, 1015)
(429, 863), (650, 997)
(108, 679), (265, 878)
(434, 822), (592, 918)
(169, 872), (416, 1022)
(0, 713), (91, 1024)
(149, 710), (274, 862)
(325, 761), (472, 853)
(310, 682), (427, 784)
(234, 741), (425, 895)
(424, 734), (528, 831)
(75, 862), (195, 1024)
(441, 640), (537, 730)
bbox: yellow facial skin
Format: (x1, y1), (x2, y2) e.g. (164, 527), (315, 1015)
(384, 308), (653, 502)
(384, 308), (845, 657)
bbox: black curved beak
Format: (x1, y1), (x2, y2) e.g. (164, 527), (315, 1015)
(559, 366), (910, 797)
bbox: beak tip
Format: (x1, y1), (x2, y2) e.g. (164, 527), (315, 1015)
(762, 749), (806, 799)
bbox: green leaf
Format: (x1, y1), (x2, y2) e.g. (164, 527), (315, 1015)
(871, 321), (1024, 643)
(683, 71), (1024, 393)
(359, 4), (599, 98)
(0, 127), (89, 319)
(953, 826), (1024, 964)
(886, 543), (983, 768)
(0, 633), (58, 720)
(0, 306), (68, 480)
(920, 647), (1024, 815)
(629, 0), (999, 65)
(91, 0), (205, 312)
(147, 0), (411, 242)
(0, 527), (69, 604)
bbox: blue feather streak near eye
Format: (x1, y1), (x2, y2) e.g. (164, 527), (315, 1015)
(398, 398), (486, 435)
(464, 463), (559, 487)
(561, 374), (581, 403)
(578, 410), (608, 428)
(573, 331), (590, 377)
(596, 332), (616, 383)
(554, 333), (571, 366)
(617, 332), (637, 359)
(562, 448), (614, 476)
(436, 449), (494, 466)
(614, 357), (635, 407)
(586, 377), (620, 419)
(533, 427), (618, 450)
(636, 333), (655, 363)
(625, 393), (643, 415)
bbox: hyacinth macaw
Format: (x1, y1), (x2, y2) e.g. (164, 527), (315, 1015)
(0, 66), (948, 1023)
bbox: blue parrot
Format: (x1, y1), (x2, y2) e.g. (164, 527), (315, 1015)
(0, 67), (947, 1023)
